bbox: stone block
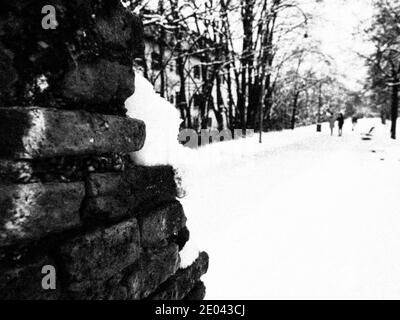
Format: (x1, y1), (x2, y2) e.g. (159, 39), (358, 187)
(86, 165), (178, 199)
(83, 166), (179, 222)
(184, 281), (206, 300)
(58, 219), (141, 283)
(125, 244), (180, 299)
(0, 182), (84, 247)
(0, 154), (130, 185)
(82, 195), (135, 222)
(65, 272), (125, 300)
(139, 201), (187, 248)
(0, 0), (144, 115)
(86, 172), (126, 198)
(0, 107), (145, 159)
(148, 252), (209, 300)
(0, 160), (34, 184)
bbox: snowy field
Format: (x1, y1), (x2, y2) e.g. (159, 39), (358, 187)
(180, 119), (400, 300)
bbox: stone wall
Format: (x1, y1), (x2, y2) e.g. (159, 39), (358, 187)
(0, 0), (208, 300)
(0, 108), (209, 300)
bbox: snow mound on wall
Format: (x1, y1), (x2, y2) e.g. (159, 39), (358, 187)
(126, 73), (202, 270)
(179, 239), (201, 269)
(125, 74), (186, 166)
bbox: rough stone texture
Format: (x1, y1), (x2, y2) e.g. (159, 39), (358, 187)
(0, 154), (129, 185)
(0, 160), (34, 184)
(86, 172), (126, 198)
(0, 3), (208, 301)
(184, 281), (206, 300)
(0, 255), (60, 300)
(0, 0), (144, 115)
(82, 196), (135, 222)
(83, 166), (179, 222)
(174, 226), (190, 251)
(58, 219), (141, 283)
(139, 201), (187, 248)
(125, 244), (181, 299)
(0, 107), (145, 159)
(108, 284), (129, 301)
(86, 165), (178, 198)
(64, 244), (180, 300)
(65, 271), (125, 300)
(148, 252), (209, 300)
(0, 182), (84, 247)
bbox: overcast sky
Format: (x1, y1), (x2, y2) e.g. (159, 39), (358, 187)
(309, 0), (375, 90)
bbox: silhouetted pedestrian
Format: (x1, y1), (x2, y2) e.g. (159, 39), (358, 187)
(329, 112), (335, 136)
(352, 116), (358, 131)
(337, 113), (344, 136)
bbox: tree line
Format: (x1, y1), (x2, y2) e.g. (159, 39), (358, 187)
(126, 0), (360, 134)
(365, 0), (400, 139)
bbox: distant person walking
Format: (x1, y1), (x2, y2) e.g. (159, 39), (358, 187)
(352, 116), (358, 131)
(329, 112), (336, 136)
(337, 113), (344, 137)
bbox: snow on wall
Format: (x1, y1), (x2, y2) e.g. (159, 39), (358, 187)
(126, 73), (201, 269)
(126, 74), (185, 166)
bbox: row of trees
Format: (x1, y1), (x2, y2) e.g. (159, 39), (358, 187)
(365, 0), (400, 139)
(126, 0), (358, 134)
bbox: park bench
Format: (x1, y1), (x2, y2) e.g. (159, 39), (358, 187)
(361, 127), (375, 141)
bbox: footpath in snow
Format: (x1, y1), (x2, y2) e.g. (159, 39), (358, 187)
(180, 118), (400, 300)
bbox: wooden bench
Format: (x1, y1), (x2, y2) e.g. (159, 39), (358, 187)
(361, 127), (375, 140)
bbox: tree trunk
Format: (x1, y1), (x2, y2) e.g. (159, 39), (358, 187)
(226, 64), (234, 129)
(221, 0), (235, 129)
(291, 91), (300, 130)
(391, 81), (399, 139)
(215, 73), (225, 130)
(157, 0), (165, 98)
(177, 56), (189, 127)
(240, 0), (255, 130)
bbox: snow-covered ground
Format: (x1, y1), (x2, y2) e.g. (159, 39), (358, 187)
(180, 118), (400, 300)
(125, 80), (400, 299)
